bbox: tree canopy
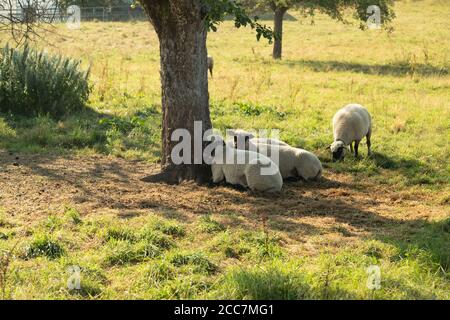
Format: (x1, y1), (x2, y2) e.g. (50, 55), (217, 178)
(239, 0), (395, 58)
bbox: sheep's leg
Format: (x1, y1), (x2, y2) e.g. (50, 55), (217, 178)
(366, 130), (372, 156)
(240, 175), (248, 187)
(350, 142), (354, 153)
(354, 140), (360, 158)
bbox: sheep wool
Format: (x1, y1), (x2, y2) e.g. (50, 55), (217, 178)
(331, 103), (372, 160)
(211, 145), (283, 193)
(207, 56), (214, 77)
(229, 129), (288, 149)
(249, 143), (323, 181)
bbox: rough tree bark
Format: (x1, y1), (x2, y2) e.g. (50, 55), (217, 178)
(141, 0), (212, 184)
(272, 6), (288, 60)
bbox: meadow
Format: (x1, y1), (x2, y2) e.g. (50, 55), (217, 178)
(0, 0), (449, 299)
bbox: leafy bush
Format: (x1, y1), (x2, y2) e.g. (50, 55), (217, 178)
(0, 44), (90, 118)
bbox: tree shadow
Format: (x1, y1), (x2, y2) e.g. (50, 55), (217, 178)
(370, 152), (444, 186)
(0, 105), (161, 161)
(1, 150), (447, 285)
(282, 59), (448, 77)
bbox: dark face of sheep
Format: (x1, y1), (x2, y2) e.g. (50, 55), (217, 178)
(332, 147), (345, 161)
(233, 135), (250, 150)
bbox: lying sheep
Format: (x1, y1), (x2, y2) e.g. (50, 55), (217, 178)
(233, 137), (322, 181)
(207, 56), (214, 77)
(230, 129), (288, 148)
(210, 139), (283, 193)
(330, 103), (372, 161)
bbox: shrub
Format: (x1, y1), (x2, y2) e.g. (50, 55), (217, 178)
(0, 44), (90, 118)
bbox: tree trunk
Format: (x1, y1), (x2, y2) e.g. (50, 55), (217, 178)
(272, 7), (288, 60)
(141, 1), (212, 184)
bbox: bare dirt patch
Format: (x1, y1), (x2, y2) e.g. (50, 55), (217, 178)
(0, 151), (447, 253)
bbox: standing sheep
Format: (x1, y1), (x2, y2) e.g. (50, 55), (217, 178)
(330, 104), (372, 161)
(207, 56), (214, 77)
(211, 140), (283, 193)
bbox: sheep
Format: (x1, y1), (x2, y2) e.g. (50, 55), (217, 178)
(330, 103), (372, 161)
(210, 139), (283, 193)
(229, 129), (288, 148)
(249, 143), (322, 181)
(231, 135), (322, 181)
(207, 56), (214, 77)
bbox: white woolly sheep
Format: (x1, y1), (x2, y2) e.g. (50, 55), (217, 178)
(239, 142), (322, 181)
(330, 103), (372, 161)
(211, 143), (283, 193)
(207, 56), (214, 77)
(251, 142), (322, 180)
(229, 129), (288, 148)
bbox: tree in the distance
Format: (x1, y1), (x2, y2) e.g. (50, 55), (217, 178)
(240, 0), (395, 59)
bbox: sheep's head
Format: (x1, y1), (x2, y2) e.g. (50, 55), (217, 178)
(330, 140), (346, 161)
(205, 134), (226, 162)
(229, 129), (255, 150)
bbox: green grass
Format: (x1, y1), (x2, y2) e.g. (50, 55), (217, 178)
(23, 234), (66, 260)
(0, 0), (449, 299)
(0, 210), (448, 299)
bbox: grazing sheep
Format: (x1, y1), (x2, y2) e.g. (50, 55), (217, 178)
(330, 103), (372, 161)
(207, 56), (214, 77)
(211, 141), (283, 193)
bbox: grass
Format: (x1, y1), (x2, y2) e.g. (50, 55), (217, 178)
(0, 209), (448, 299)
(0, 0), (449, 299)
(23, 234), (66, 260)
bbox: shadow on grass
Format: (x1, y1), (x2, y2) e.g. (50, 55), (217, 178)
(370, 152), (445, 186)
(282, 59), (448, 77)
(1, 116), (447, 297)
(320, 151), (446, 187)
(0, 105), (161, 161)
(225, 265), (358, 299)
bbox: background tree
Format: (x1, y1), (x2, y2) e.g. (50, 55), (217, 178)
(240, 0), (395, 59)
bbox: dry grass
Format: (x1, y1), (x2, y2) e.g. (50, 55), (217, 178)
(0, 0), (449, 299)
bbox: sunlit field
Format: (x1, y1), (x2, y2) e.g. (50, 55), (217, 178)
(0, 0), (449, 299)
